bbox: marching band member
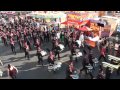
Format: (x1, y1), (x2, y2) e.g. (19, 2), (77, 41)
(97, 65), (105, 79)
(79, 32), (84, 47)
(98, 45), (107, 62)
(24, 41), (30, 60)
(2, 32), (8, 46)
(25, 36), (32, 50)
(46, 30), (50, 42)
(48, 51), (55, 65)
(88, 51), (94, 68)
(36, 47), (43, 66)
(60, 31), (65, 43)
(7, 64), (18, 79)
(35, 38), (41, 49)
(116, 46), (120, 57)
(10, 38), (16, 55)
(71, 38), (77, 55)
(114, 42), (119, 57)
(54, 40), (61, 60)
(105, 67), (112, 79)
(97, 69), (105, 79)
(52, 37), (56, 50)
(64, 32), (69, 48)
(80, 51), (89, 72)
(18, 37), (22, 50)
(66, 61), (75, 79)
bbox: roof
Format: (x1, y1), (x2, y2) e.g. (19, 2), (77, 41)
(101, 16), (119, 20)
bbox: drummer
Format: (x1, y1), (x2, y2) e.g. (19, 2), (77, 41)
(71, 38), (77, 55)
(54, 41), (61, 60)
(66, 61), (75, 79)
(36, 47), (43, 66)
(48, 51), (55, 65)
(80, 51), (89, 74)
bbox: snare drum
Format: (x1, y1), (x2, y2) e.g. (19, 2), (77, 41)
(40, 50), (47, 56)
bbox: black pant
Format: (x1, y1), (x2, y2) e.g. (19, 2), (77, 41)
(18, 41), (22, 50)
(10, 74), (17, 79)
(38, 56), (43, 65)
(105, 73), (111, 79)
(80, 65), (87, 74)
(65, 40), (69, 48)
(3, 38), (8, 46)
(55, 51), (60, 60)
(27, 42), (32, 50)
(25, 51), (30, 60)
(46, 36), (49, 42)
(71, 49), (76, 55)
(40, 36), (43, 43)
(44, 36), (47, 42)
(98, 54), (107, 62)
(52, 43), (55, 50)
(11, 44), (16, 54)
(48, 59), (54, 64)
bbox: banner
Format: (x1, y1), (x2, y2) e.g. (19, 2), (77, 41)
(67, 12), (98, 21)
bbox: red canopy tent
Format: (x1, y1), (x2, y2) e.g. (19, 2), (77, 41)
(79, 20), (90, 26)
(61, 20), (82, 25)
(76, 26), (92, 32)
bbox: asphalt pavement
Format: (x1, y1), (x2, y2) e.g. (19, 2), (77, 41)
(0, 38), (120, 79)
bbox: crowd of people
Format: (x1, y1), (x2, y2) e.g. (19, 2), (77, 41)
(0, 14), (120, 79)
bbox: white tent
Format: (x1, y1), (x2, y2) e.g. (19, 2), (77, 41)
(27, 12), (67, 19)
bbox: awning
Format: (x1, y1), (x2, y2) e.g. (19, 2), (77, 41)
(76, 26), (92, 32)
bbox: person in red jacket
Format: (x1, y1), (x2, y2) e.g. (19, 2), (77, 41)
(35, 38), (41, 48)
(48, 51), (55, 64)
(24, 41), (30, 60)
(98, 45), (107, 62)
(7, 64), (18, 79)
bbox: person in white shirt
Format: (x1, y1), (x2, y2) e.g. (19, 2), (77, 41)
(56, 31), (60, 40)
(79, 32), (84, 47)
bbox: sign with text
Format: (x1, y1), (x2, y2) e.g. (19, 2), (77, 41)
(67, 12), (98, 21)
